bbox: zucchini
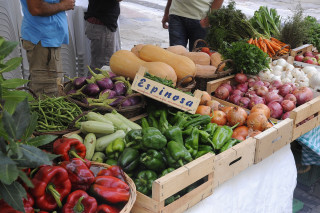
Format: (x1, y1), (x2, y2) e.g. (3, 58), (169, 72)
(79, 121), (114, 134)
(111, 110), (142, 130)
(95, 130), (126, 151)
(104, 113), (131, 132)
(86, 112), (113, 125)
(67, 133), (83, 143)
(84, 133), (96, 160)
(91, 152), (105, 163)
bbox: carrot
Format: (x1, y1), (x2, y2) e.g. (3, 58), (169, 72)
(264, 39), (275, 55)
(258, 39), (267, 53)
(263, 42), (268, 53)
(269, 41), (281, 52)
(270, 37), (286, 46)
(248, 38), (253, 44)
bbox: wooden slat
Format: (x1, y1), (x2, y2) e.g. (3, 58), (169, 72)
(152, 153), (215, 202)
(290, 96), (320, 124)
(213, 137), (256, 188)
(206, 75), (235, 95)
(290, 44), (313, 57)
(131, 192), (160, 213)
(292, 115), (320, 140)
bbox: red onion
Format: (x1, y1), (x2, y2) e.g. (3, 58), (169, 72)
(278, 95), (284, 103)
(249, 96), (265, 109)
(284, 94), (297, 104)
(245, 90), (257, 99)
(255, 86), (269, 97)
(278, 84), (293, 97)
(236, 83), (248, 93)
(265, 91), (281, 104)
(215, 86), (230, 100)
(268, 101), (283, 119)
(283, 82), (296, 91)
(268, 87), (279, 93)
(248, 78), (256, 87)
(239, 97), (250, 108)
(253, 81), (264, 89)
(235, 73), (248, 84)
(282, 112), (291, 120)
(229, 94), (242, 105)
(271, 80), (282, 89)
(292, 87), (313, 105)
(220, 82), (233, 94)
(232, 89), (244, 96)
(263, 81), (270, 87)
(281, 100), (295, 112)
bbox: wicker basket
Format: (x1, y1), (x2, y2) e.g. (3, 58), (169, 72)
(91, 162), (137, 213)
(195, 59), (234, 91)
(192, 39), (211, 52)
(176, 75), (196, 92)
(63, 82), (146, 118)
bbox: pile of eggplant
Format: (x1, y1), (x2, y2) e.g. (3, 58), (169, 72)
(65, 67), (142, 109)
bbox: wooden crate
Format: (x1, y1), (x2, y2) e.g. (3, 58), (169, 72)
(290, 44), (320, 69)
(131, 153), (215, 213)
(213, 137), (256, 188)
(207, 77), (295, 163)
(290, 96), (320, 140)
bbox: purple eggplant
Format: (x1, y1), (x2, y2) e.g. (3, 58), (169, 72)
(96, 77), (114, 90)
(82, 83), (100, 97)
(81, 98), (89, 105)
(67, 89), (77, 95)
(121, 99), (132, 107)
(101, 89), (117, 99)
(73, 77), (87, 89)
(109, 72), (117, 79)
(128, 96), (141, 105)
(109, 96), (125, 107)
(114, 82), (126, 96)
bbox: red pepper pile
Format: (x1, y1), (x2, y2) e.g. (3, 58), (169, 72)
(0, 138), (130, 213)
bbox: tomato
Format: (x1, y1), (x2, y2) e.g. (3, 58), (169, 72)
(201, 47), (210, 54)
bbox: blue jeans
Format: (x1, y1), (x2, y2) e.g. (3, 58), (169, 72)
(168, 14), (207, 51)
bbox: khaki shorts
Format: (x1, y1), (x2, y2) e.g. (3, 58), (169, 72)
(22, 40), (63, 97)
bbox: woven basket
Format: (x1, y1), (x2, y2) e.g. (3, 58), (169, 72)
(91, 162), (137, 213)
(176, 75), (196, 92)
(195, 59), (234, 91)
(192, 39), (211, 52)
(272, 44), (291, 60)
(63, 82), (146, 119)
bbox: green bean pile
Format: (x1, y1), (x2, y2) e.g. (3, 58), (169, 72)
(30, 96), (84, 132)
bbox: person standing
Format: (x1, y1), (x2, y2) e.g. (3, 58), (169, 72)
(162, 0), (224, 51)
(20, 0), (74, 97)
(84, 0), (122, 69)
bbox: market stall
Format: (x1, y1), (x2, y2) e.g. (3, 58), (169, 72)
(1, 1), (320, 213)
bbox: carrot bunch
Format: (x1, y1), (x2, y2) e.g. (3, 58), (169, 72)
(247, 37), (290, 58)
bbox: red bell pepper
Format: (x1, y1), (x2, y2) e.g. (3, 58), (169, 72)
(62, 190), (97, 213)
(60, 158), (95, 191)
(90, 176), (130, 203)
(97, 165), (126, 182)
(31, 165), (71, 211)
(0, 192), (34, 213)
(53, 138), (86, 161)
(96, 204), (120, 213)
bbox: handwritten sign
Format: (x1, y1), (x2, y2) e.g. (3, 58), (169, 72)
(132, 67), (201, 114)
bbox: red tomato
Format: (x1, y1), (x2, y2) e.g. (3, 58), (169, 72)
(201, 47), (210, 54)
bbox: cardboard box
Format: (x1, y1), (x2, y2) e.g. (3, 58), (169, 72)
(131, 68), (201, 114)
(207, 76), (295, 163)
(131, 153), (215, 213)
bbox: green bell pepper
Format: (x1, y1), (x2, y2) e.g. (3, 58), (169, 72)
(165, 194), (180, 206)
(134, 170), (158, 196)
(212, 124), (238, 150)
(148, 113), (159, 129)
(182, 115), (211, 130)
(141, 117), (149, 129)
(185, 127), (199, 157)
(220, 138), (241, 153)
(105, 159), (117, 166)
(158, 109), (169, 133)
(164, 141), (193, 168)
(171, 111), (189, 128)
(195, 144), (214, 158)
(203, 123), (218, 135)
(164, 126), (184, 145)
(105, 138), (125, 159)
(199, 130), (215, 147)
(139, 149), (166, 172)
(117, 148), (140, 173)
(160, 168), (175, 177)
(125, 129), (142, 149)
(142, 127), (167, 150)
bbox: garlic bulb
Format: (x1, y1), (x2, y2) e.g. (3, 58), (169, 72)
(282, 78), (292, 83)
(285, 64), (295, 72)
(273, 65), (283, 76)
(277, 58), (287, 67)
(271, 75), (281, 82)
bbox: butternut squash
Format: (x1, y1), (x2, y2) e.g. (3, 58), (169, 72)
(210, 52), (225, 71)
(109, 50), (177, 85)
(166, 45), (188, 55)
(182, 52), (210, 65)
(131, 44), (145, 57)
(195, 64), (217, 78)
(139, 44), (196, 83)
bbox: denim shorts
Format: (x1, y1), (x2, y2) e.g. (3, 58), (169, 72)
(168, 14), (207, 51)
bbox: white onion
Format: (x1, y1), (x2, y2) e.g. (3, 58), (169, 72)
(277, 58), (287, 67)
(272, 75), (281, 82)
(302, 66), (317, 75)
(285, 64), (295, 72)
(273, 65), (283, 76)
(282, 78), (292, 83)
(272, 60), (278, 66)
(310, 73), (320, 89)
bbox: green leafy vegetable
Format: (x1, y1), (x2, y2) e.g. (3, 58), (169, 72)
(250, 6), (281, 38)
(144, 72), (175, 88)
(220, 41), (270, 75)
(304, 16), (320, 51)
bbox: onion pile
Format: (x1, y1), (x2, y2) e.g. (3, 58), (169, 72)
(214, 74), (314, 119)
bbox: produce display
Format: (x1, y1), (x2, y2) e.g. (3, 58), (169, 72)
(294, 50), (320, 66)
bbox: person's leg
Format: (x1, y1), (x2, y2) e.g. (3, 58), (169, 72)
(85, 21), (116, 69)
(22, 40), (62, 97)
(184, 18), (207, 52)
(168, 14), (188, 47)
